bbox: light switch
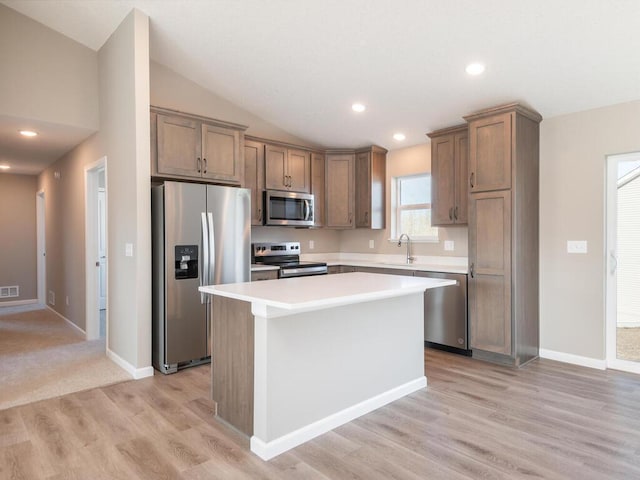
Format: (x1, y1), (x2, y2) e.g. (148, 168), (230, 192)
(309, 240), (315, 250)
(567, 240), (588, 254)
(444, 240), (455, 251)
(125, 243), (134, 257)
(369, 239), (375, 249)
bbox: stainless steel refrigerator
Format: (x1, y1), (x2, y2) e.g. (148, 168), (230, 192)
(152, 181), (250, 374)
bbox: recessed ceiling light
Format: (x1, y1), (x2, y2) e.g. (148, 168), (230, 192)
(465, 63), (485, 76)
(351, 103), (366, 113)
(0, 165), (10, 170)
(393, 133), (406, 141)
(19, 130), (38, 137)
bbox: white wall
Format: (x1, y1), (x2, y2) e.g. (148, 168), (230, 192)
(540, 100), (640, 360)
(98, 9), (151, 371)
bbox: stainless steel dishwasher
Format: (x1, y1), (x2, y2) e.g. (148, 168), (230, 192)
(414, 271), (470, 355)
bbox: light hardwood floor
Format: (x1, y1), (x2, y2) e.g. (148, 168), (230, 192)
(1, 348), (639, 479)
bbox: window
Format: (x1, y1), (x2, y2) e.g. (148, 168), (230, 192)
(392, 174), (438, 241)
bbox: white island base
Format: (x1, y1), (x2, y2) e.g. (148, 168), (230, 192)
(200, 272), (455, 460)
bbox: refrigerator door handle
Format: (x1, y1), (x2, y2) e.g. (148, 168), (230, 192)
(207, 212), (215, 296)
(200, 212), (209, 304)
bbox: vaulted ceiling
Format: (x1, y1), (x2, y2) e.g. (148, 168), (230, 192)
(2, 0), (640, 173)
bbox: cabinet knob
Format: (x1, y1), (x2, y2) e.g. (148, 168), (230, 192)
(470, 263), (475, 278)
(470, 172), (475, 188)
(364, 211), (369, 223)
(454, 206), (458, 221)
(258, 208), (262, 222)
(203, 158), (207, 174)
(449, 207), (453, 220)
(197, 157), (201, 173)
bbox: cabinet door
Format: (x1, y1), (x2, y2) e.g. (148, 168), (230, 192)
(468, 190), (512, 355)
(264, 144), (287, 190)
(326, 154), (354, 228)
(156, 114), (201, 178)
(468, 113), (512, 193)
(311, 152), (325, 227)
(430, 135), (455, 225)
(201, 123), (242, 184)
(244, 140), (265, 225)
(355, 151), (371, 227)
(454, 131), (469, 224)
(287, 149), (311, 193)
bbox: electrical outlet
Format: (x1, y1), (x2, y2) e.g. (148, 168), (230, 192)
(567, 240), (588, 254)
(48, 290), (55, 306)
(369, 239), (375, 249)
(125, 243), (134, 257)
(444, 240), (455, 251)
(309, 240), (315, 250)
(65, 296), (69, 306)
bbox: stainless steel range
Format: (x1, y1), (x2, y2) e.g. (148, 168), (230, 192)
(252, 242), (327, 278)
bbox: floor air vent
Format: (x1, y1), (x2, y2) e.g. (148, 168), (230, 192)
(0, 285), (19, 298)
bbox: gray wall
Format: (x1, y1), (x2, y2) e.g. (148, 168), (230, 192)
(0, 3), (98, 131)
(150, 61), (316, 147)
(0, 174), (37, 302)
(540, 100), (640, 360)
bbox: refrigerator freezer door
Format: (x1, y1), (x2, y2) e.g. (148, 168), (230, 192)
(164, 182), (208, 365)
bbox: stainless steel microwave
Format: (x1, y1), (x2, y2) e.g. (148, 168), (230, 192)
(263, 190), (314, 227)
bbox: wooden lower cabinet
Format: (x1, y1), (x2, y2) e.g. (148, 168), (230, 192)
(251, 270), (278, 281)
(468, 190), (512, 356)
(327, 265), (356, 274)
(244, 140), (265, 225)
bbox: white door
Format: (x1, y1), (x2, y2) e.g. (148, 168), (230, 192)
(606, 152), (640, 374)
(98, 188), (106, 310)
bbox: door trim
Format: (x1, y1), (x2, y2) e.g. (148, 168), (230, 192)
(85, 157), (108, 342)
(605, 152), (640, 374)
(36, 190), (46, 307)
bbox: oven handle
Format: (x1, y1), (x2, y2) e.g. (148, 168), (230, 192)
(279, 265), (327, 278)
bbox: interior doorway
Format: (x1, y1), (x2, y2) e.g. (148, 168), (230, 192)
(36, 190), (46, 307)
(85, 157), (107, 342)
(606, 151), (640, 374)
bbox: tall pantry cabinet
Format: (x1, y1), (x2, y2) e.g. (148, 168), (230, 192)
(464, 103), (542, 367)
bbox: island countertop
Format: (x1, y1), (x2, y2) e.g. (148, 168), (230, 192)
(199, 272), (455, 315)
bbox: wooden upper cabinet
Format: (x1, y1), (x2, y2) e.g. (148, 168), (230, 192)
(428, 125), (468, 225)
(325, 153), (354, 228)
(201, 123), (242, 184)
(287, 149), (311, 193)
(467, 112), (512, 193)
(264, 144), (287, 190)
(311, 152), (326, 227)
(151, 107), (246, 185)
(354, 146), (386, 229)
(264, 144), (310, 193)
(244, 140), (265, 226)
(156, 114), (201, 177)
(454, 132), (469, 223)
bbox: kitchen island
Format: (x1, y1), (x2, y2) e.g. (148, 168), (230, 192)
(199, 272), (455, 460)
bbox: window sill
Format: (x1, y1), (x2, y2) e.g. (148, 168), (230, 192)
(388, 237), (439, 244)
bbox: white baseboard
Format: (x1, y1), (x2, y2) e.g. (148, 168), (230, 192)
(106, 348), (154, 380)
(0, 298), (40, 313)
(539, 348), (606, 370)
(47, 306), (86, 335)
(250, 376), (427, 461)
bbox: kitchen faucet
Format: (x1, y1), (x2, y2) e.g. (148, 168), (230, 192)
(397, 233), (415, 264)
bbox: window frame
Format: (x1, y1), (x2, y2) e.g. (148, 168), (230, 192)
(390, 173), (439, 243)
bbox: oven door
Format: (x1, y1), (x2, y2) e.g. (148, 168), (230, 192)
(264, 190), (314, 227)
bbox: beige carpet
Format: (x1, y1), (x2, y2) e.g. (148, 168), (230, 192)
(0, 307), (132, 410)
